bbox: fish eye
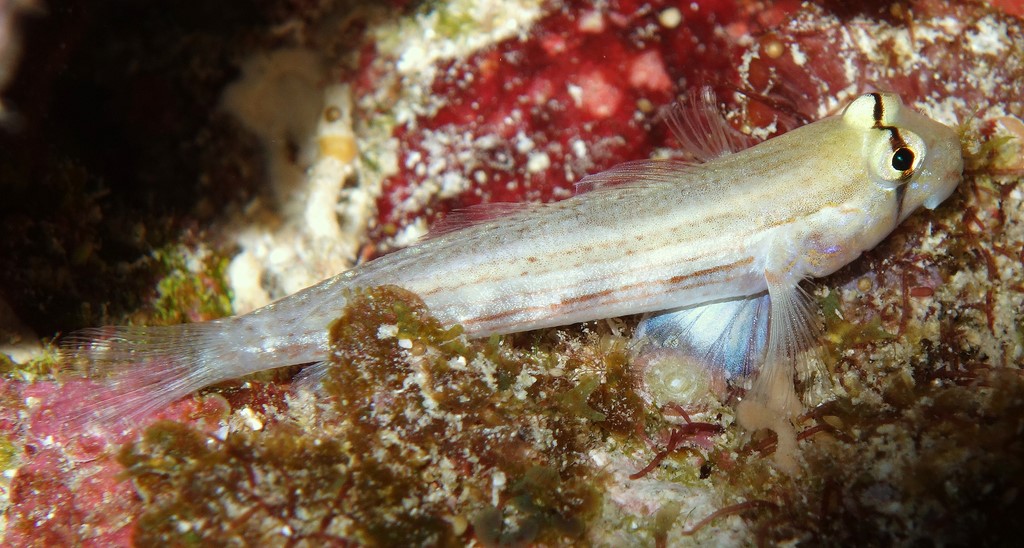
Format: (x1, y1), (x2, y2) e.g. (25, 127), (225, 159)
(868, 128), (926, 190)
(891, 147), (915, 172)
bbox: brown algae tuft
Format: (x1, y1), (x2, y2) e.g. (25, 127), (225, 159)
(119, 421), (354, 545)
(120, 286), (676, 545)
(322, 285), (605, 545)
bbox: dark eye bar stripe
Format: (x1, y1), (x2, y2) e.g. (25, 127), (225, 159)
(870, 93), (912, 222)
(871, 92), (884, 122)
(869, 93), (913, 177)
(894, 183), (908, 222)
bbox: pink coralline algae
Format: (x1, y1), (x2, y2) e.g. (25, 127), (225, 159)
(365, 0), (778, 247)
(2, 0), (1023, 545)
(0, 379), (136, 546)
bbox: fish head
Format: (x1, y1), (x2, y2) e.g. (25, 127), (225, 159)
(843, 92), (964, 218)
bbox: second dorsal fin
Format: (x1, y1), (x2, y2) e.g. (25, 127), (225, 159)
(428, 88), (755, 237)
(425, 202), (539, 239)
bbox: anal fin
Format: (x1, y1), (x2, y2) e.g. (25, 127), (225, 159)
(632, 293), (771, 381)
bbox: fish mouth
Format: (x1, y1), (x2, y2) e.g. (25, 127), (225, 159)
(922, 168), (963, 209)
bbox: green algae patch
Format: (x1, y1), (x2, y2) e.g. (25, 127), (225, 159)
(0, 344), (62, 381)
(577, 336), (646, 436)
(819, 288), (895, 350)
(150, 245), (234, 325)
(0, 434), (19, 472)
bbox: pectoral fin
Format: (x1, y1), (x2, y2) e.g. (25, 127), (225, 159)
(736, 278), (823, 473)
(633, 279), (824, 473)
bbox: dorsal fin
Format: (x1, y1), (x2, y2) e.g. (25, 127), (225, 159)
(665, 86), (756, 163)
(574, 159), (696, 194)
(424, 202), (540, 239)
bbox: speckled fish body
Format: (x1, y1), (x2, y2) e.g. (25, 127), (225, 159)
(66, 92), (963, 428)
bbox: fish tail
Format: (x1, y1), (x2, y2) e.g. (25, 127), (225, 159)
(60, 321), (237, 428)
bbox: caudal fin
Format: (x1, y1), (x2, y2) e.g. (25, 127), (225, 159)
(60, 322), (233, 429)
